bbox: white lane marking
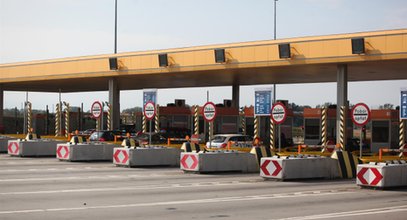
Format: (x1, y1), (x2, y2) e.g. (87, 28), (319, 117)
(0, 167), (118, 173)
(0, 191), (351, 215)
(272, 205), (407, 220)
(0, 173), (173, 182)
(0, 181), (256, 195)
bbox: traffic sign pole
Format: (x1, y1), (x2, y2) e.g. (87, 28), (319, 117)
(203, 102), (217, 149)
(351, 103), (370, 158)
(360, 127), (363, 158)
(271, 102), (287, 153)
(149, 120), (152, 147)
(278, 124), (281, 153)
(144, 101), (156, 147)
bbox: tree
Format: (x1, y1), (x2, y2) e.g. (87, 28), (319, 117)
(379, 103), (394, 109)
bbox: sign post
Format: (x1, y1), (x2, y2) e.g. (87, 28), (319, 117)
(144, 101), (156, 147)
(401, 88), (407, 120)
(351, 103), (370, 157)
(271, 102), (287, 153)
(255, 88), (272, 116)
(254, 88), (273, 145)
(91, 101), (103, 141)
(203, 102), (217, 148)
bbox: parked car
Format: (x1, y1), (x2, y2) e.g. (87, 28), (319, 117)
(89, 130), (121, 142)
(133, 132), (167, 146)
(206, 134), (253, 148)
(160, 128), (191, 139)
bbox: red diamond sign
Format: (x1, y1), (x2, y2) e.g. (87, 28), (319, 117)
(8, 141), (19, 155)
(56, 145), (70, 159)
(113, 149), (129, 165)
(357, 167), (383, 186)
(180, 154), (199, 171)
(260, 159), (282, 178)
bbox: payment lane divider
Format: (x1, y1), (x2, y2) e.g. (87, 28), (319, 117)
(8, 139), (65, 157)
(180, 151), (258, 173)
(331, 150), (361, 179)
(250, 146), (273, 166)
(113, 146), (181, 167)
(0, 136), (13, 153)
(57, 142), (118, 162)
(357, 161), (407, 188)
(260, 155), (340, 180)
(360, 156), (405, 164)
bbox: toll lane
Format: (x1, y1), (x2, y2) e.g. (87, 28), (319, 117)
(1, 155), (406, 220)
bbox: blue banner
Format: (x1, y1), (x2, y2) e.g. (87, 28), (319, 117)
(254, 88), (273, 116)
(401, 88), (407, 119)
(143, 89), (157, 109)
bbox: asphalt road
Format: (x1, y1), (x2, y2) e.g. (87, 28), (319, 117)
(1, 154), (406, 220)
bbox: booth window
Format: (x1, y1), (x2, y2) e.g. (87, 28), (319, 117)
(372, 121), (389, 143)
(305, 119), (320, 140)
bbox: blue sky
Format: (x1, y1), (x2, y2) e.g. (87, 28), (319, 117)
(1, 0), (407, 111)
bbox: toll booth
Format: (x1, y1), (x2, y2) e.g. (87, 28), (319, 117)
(195, 100), (240, 140)
(369, 109), (399, 152)
(244, 103), (294, 146)
(159, 103), (191, 131)
(213, 105), (239, 134)
(303, 107), (352, 145)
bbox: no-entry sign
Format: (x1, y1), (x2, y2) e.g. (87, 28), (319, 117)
(351, 103), (370, 126)
(203, 102), (216, 122)
(144, 101), (156, 120)
(91, 101), (103, 119)
(271, 102), (287, 125)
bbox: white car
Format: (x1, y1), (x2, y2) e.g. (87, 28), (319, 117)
(206, 134), (254, 148)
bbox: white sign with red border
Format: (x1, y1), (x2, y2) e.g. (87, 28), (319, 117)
(271, 102), (287, 125)
(351, 103), (370, 126)
(180, 153), (199, 171)
(144, 101), (156, 120)
(260, 158), (283, 178)
(8, 141), (20, 155)
(56, 144), (70, 160)
(203, 102), (216, 122)
(113, 148), (130, 165)
(91, 101), (103, 119)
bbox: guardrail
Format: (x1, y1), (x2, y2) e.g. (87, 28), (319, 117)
(379, 147), (407, 160)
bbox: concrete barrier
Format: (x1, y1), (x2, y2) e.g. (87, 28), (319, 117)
(56, 142), (117, 162)
(357, 161), (407, 188)
(113, 146), (181, 167)
(180, 151), (258, 173)
(0, 136), (12, 153)
(260, 155), (340, 180)
(7, 139), (64, 157)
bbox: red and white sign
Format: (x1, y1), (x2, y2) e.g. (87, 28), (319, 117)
(260, 159), (283, 178)
(144, 101), (156, 120)
(202, 102), (216, 122)
(357, 167), (383, 186)
(113, 148), (130, 165)
(351, 103), (370, 126)
(56, 145), (70, 159)
(271, 102), (287, 125)
(8, 141), (20, 155)
(180, 153), (199, 171)
(91, 101), (103, 119)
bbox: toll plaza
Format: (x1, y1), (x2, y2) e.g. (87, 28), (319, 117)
(0, 29), (407, 184)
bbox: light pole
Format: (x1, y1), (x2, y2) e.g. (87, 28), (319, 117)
(274, 0), (278, 40)
(273, 0), (278, 104)
(114, 0), (118, 54)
